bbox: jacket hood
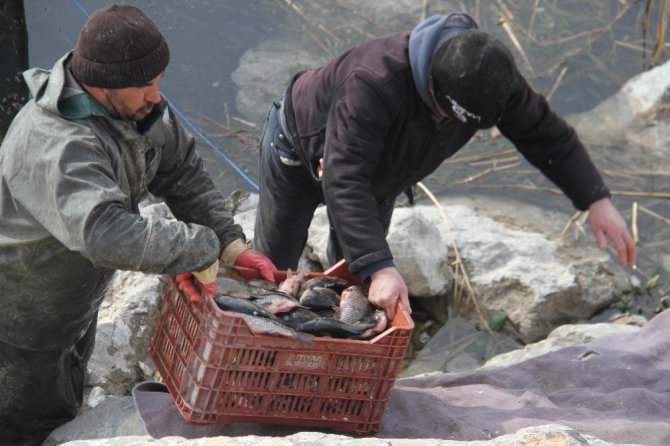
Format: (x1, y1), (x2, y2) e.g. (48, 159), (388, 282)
(23, 51), (109, 119)
(409, 13), (478, 112)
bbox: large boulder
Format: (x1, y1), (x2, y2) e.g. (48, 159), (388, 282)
(87, 271), (166, 398)
(230, 38), (324, 124)
(567, 57), (670, 163)
(308, 201), (626, 342)
(481, 319), (643, 370)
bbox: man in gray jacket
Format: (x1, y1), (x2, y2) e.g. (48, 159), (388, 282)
(0, 4), (275, 444)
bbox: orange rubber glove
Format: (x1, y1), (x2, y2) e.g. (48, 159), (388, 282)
(234, 249), (277, 281)
(192, 259), (218, 296)
(175, 272), (200, 302)
(176, 260), (219, 302)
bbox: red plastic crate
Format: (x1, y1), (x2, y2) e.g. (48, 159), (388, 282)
(148, 260), (414, 434)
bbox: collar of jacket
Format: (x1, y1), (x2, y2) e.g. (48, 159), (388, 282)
(59, 56), (111, 120)
(23, 51), (111, 120)
(58, 92), (110, 120)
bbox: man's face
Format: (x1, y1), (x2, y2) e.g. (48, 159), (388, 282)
(101, 73), (163, 121)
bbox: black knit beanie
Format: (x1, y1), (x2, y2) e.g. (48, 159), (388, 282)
(431, 30), (518, 129)
(71, 4), (169, 89)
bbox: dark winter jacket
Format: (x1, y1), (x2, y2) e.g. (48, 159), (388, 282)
(0, 53), (244, 350)
(282, 13), (609, 277)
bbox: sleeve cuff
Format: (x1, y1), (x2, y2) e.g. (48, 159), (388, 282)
(358, 259), (395, 283)
(579, 188), (611, 211)
(220, 238), (249, 264)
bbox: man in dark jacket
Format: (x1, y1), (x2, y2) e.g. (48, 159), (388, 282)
(252, 13), (636, 320)
(0, 5), (276, 444)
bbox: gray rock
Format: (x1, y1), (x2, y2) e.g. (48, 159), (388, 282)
(401, 316), (522, 377)
(481, 322), (641, 370)
(388, 207), (453, 297)
(56, 423), (635, 445)
(231, 38), (324, 123)
(568, 57), (670, 159)
(87, 271), (166, 397)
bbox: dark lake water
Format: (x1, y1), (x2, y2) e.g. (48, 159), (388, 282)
(4, 0), (669, 325)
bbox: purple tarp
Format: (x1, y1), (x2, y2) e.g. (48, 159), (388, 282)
(134, 309), (670, 445)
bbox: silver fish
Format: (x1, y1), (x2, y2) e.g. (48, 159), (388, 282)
(216, 276), (254, 298)
(214, 294), (281, 322)
(278, 307), (321, 329)
(299, 286), (340, 310)
(240, 314), (314, 344)
(339, 285), (374, 324)
(356, 309), (389, 339)
(252, 293), (304, 314)
(296, 317), (376, 339)
(299, 275), (353, 295)
(217, 276), (288, 299)
(277, 269), (308, 298)
(248, 278), (278, 291)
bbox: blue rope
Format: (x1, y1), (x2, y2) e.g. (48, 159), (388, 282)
(71, 0), (89, 17)
(70, 0), (259, 190)
(165, 98), (258, 189)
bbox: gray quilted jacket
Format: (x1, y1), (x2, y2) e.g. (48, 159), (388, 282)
(0, 53), (243, 350)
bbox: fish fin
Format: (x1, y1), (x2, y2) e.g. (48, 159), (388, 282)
(296, 331), (315, 344)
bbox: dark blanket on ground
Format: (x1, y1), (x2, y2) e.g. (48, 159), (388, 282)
(134, 309), (670, 445)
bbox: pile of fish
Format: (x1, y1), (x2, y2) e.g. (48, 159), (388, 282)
(212, 268), (388, 343)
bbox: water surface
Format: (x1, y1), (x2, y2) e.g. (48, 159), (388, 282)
(10, 0), (670, 323)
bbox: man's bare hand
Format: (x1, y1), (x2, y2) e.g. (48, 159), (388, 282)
(368, 266), (411, 320)
(588, 197), (636, 267)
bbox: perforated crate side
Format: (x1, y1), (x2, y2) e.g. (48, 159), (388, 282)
(149, 280), (203, 420)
